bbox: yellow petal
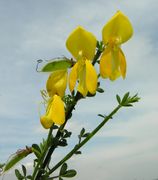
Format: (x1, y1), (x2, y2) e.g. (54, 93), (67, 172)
(100, 48), (112, 78)
(119, 48), (127, 79)
(77, 64), (87, 97)
(85, 60), (97, 94)
(109, 49), (121, 81)
(69, 62), (78, 93)
(49, 95), (65, 125)
(100, 47), (121, 80)
(46, 70), (67, 97)
(66, 26), (97, 60)
(102, 11), (133, 44)
(40, 115), (53, 129)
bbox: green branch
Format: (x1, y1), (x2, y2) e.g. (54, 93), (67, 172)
(48, 104), (121, 175)
(48, 92), (140, 175)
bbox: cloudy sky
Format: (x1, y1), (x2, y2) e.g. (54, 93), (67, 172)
(0, 0), (158, 179)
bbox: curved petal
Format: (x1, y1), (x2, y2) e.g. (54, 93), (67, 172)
(77, 64), (87, 97)
(100, 48), (112, 78)
(119, 48), (127, 79)
(40, 115), (53, 129)
(46, 70), (67, 97)
(69, 62), (78, 93)
(109, 49), (121, 81)
(102, 11), (133, 44)
(49, 95), (65, 125)
(85, 60), (97, 94)
(66, 26), (97, 60)
(100, 47), (121, 80)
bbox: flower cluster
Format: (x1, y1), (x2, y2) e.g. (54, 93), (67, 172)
(40, 11), (133, 129)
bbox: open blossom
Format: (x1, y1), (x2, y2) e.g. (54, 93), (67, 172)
(100, 11), (133, 80)
(40, 70), (67, 129)
(66, 26), (98, 97)
(40, 94), (65, 129)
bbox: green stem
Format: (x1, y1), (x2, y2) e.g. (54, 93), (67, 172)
(34, 93), (82, 180)
(34, 47), (102, 179)
(48, 104), (122, 175)
(32, 126), (53, 179)
(92, 49), (103, 65)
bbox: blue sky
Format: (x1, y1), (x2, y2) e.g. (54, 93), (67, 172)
(0, 0), (158, 179)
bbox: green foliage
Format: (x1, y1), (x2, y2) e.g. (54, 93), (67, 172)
(116, 92), (140, 107)
(41, 58), (73, 72)
(59, 163), (77, 179)
(15, 165), (32, 180)
(32, 144), (41, 159)
(96, 41), (104, 52)
(3, 148), (31, 173)
(15, 169), (23, 180)
(78, 128), (90, 144)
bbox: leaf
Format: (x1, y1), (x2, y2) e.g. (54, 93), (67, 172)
(32, 144), (41, 153)
(26, 175), (32, 179)
(63, 130), (72, 138)
(82, 133), (90, 138)
(59, 139), (67, 147)
(41, 58), (73, 72)
(62, 169), (77, 178)
(124, 104), (133, 107)
(80, 128), (85, 137)
(74, 151), (82, 155)
(22, 165), (26, 176)
(98, 114), (105, 118)
(3, 148), (31, 172)
(60, 163), (68, 175)
(116, 94), (121, 104)
(121, 92), (130, 104)
(97, 87), (104, 93)
(15, 169), (23, 180)
(32, 144), (41, 158)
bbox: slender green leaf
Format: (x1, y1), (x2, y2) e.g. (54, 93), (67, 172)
(116, 94), (121, 104)
(82, 133), (90, 138)
(22, 165), (26, 176)
(98, 114), (105, 118)
(15, 169), (23, 179)
(121, 92), (130, 104)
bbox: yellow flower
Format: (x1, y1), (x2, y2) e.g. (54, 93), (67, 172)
(40, 70), (67, 129)
(100, 11), (133, 80)
(40, 95), (65, 129)
(46, 69), (68, 97)
(66, 26), (98, 97)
